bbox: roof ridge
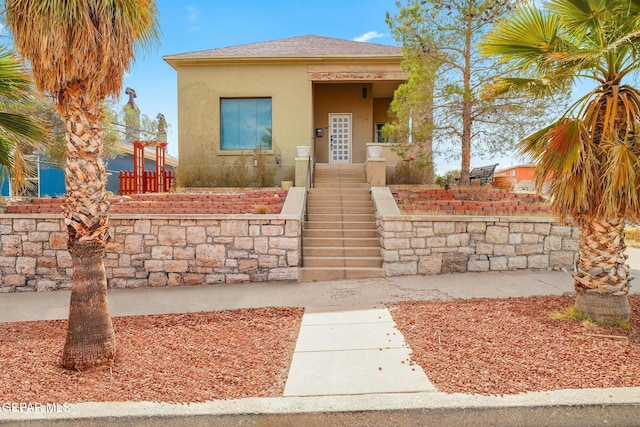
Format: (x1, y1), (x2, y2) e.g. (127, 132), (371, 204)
(164, 34), (401, 60)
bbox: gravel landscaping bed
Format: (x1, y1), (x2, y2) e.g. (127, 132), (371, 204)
(390, 295), (640, 395)
(0, 296), (638, 403)
(0, 308), (303, 403)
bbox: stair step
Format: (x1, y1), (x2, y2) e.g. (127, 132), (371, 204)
(307, 198), (371, 205)
(314, 173), (367, 179)
(303, 256), (382, 268)
(306, 213), (376, 222)
(314, 178), (368, 183)
(304, 221), (377, 230)
(315, 164), (365, 171)
(305, 206), (374, 214)
(302, 163), (382, 278)
(309, 191), (371, 200)
(303, 247), (381, 257)
(302, 229), (379, 238)
(314, 184), (370, 190)
(307, 195), (372, 204)
(303, 237), (380, 247)
(307, 201), (374, 209)
(298, 267), (384, 282)
(308, 188), (370, 194)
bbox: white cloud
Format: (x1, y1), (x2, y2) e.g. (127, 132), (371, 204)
(187, 6), (200, 32)
(187, 6), (200, 23)
(353, 31), (385, 43)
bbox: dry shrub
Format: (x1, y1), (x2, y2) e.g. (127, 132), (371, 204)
(625, 226), (640, 247)
(252, 204), (270, 214)
(176, 156), (287, 189)
(393, 161), (430, 184)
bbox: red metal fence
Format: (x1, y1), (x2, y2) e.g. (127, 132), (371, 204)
(119, 170), (174, 195)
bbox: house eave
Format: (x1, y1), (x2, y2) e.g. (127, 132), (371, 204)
(163, 54), (403, 69)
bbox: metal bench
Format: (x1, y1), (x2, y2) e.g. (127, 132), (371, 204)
(469, 164), (498, 185)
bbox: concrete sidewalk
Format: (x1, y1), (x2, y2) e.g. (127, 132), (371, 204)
(0, 269), (576, 323)
(1, 268), (638, 426)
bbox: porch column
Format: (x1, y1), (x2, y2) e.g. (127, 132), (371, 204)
(295, 156), (310, 187)
(366, 158), (386, 187)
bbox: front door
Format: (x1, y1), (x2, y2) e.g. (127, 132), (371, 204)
(329, 113), (352, 163)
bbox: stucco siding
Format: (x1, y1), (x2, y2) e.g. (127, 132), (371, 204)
(177, 63), (312, 173)
(313, 83), (375, 163)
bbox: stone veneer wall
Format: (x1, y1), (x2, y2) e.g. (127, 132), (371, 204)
(0, 188), (306, 292)
(371, 187), (579, 276)
(1, 187), (581, 292)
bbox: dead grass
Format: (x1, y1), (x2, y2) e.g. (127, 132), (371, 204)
(626, 226), (640, 248)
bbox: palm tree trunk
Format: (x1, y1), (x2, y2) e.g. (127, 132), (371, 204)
(574, 217), (630, 323)
(63, 240), (115, 370)
(59, 83), (115, 370)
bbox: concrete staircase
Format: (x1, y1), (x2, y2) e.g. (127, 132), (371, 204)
(299, 164), (384, 282)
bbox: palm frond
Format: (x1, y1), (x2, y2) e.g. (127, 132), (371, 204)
(600, 141), (640, 219)
(485, 0), (640, 220)
(0, 112), (47, 146)
(480, 3), (583, 91)
(0, 135), (11, 168)
(521, 118), (598, 217)
(481, 77), (560, 98)
(546, 0), (608, 36)
(480, 3), (565, 69)
(0, 47), (36, 103)
(6, 0), (160, 102)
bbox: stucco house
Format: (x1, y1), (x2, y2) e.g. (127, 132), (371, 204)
(494, 165), (537, 192)
(163, 35), (406, 185)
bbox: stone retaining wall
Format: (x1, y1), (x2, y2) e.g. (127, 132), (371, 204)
(1, 187), (580, 292)
(0, 188), (306, 292)
(372, 187), (579, 276)
(0, 215), (301, 292)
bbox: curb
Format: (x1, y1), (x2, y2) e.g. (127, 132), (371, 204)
(2, 387), (639, 426)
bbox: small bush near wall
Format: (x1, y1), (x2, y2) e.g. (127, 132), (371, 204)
(176, 157), (293, 188)
(391, 160), (432, 185)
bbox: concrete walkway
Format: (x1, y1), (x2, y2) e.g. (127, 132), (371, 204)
(0, 269), (578, 323)
(284, 304), (434, 397)
(1, 266), (639, 426)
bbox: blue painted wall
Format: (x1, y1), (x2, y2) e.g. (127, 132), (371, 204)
(1, 153), (175, 197)
(1, 159), (65, 197)
(0, 167), (8, 196)
(39, 162), (66, 196)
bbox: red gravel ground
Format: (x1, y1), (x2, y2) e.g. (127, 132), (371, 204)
(0, 296), (638, 402)
(390, 295), (640, 395)
(0, 308), (302, 403)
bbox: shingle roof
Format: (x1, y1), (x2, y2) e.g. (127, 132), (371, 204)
(165, 35), (402, 60)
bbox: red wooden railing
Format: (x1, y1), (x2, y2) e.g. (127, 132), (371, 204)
(118, 140), (173, 195)
(119, 170), (174, 195)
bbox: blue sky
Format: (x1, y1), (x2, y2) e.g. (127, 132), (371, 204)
(123, 0), (400, 159)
